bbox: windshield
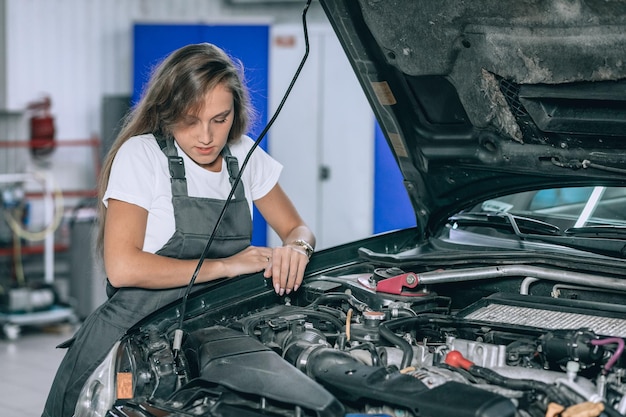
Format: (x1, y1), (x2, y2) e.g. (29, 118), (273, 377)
(477, 186), (626, 230)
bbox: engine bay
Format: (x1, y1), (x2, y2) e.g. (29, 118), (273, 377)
(110, 261), (626, 417)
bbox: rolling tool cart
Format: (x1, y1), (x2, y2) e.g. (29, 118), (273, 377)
(0, 173), (77, 340)
(0, 295), (77, 340)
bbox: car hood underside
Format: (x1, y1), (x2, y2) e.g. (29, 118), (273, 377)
(319, 0), (626, 235)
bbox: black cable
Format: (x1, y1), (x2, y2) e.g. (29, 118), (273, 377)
(309, 292), (371, 312)
(602, 403), (626, 417)
(347, 342), (381, 366)
(467, 365), (572, 407)
(172, 0), (312, 353)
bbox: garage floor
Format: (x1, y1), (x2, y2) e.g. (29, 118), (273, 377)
(0, 325), (74, 417)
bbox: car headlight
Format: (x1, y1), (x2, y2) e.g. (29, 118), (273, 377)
(73, 341), (121, 417)
(73, 328), (188, 417)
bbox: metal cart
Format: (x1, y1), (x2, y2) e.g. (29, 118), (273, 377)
(0, 304), (77, 340)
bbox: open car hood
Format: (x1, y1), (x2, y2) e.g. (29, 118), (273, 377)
(318, 0), (626, 238)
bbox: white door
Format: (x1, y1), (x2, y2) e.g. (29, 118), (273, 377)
(267, 24), (374, 250)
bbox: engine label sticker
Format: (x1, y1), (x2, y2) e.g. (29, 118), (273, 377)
(117, 372), (134, 399)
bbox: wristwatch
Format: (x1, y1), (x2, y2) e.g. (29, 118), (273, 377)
(291, 239), (314, 259)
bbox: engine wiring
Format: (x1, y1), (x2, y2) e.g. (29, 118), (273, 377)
(591, 337), (625, 374)
(172, 0), (313, 358)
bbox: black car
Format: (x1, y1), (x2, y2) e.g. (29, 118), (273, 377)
(74, 1), (626, 416)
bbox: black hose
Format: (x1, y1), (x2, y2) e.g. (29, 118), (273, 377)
(469, 365), (571, 406)
(347, 342), (381, 366)
(601, 403), (626, 417)
(379, 314), (457, 369)
(309, 293), (370, 312)
(379, 316), (416, 369)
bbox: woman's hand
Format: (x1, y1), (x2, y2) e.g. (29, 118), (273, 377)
(221, 246), (274, 278)
(263, 245), (309, 295)
(254, 183), (316, 295)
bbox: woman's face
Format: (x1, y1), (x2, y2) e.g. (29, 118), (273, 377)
(172, 82), (235, 172)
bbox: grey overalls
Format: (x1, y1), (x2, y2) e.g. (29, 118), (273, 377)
(42, 135), (252, 417)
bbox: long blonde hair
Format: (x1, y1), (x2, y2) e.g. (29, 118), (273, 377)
(96, 43), (253, 254)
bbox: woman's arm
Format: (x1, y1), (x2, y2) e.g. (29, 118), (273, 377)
(103, 199), (272, 289)
(255, 183), (316, 295)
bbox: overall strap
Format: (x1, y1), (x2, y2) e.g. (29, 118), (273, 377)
(222, 146), (246, 201)
(156, 134), (245, 200)
(156, 134), (187, 197)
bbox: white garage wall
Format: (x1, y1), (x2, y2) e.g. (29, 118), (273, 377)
(2, 0), (327, 122)
(268, 24), (374, 249)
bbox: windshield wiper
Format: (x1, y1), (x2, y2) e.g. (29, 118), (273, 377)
(449, 212), (562, 238)
(565, 226), (626, 238)
(450, 212), (626, 258)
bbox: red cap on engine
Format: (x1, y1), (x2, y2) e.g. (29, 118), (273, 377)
(445, 350), (474, 370)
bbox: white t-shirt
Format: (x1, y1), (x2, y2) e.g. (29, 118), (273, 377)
(103, 133), (282, 253)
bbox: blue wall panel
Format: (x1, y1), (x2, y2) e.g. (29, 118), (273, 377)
(373, 122), (416, 234)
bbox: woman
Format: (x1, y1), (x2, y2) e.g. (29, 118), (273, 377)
(42, 42), (315, 417)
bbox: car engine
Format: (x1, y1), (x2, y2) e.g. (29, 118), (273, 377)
(110, 261), (626, 417)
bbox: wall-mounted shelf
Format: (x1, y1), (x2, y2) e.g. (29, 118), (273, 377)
(0, 136), (101, 194)
(0, 243), (69, 257)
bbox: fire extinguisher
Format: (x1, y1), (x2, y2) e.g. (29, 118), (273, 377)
(27, 95), (56, 158)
